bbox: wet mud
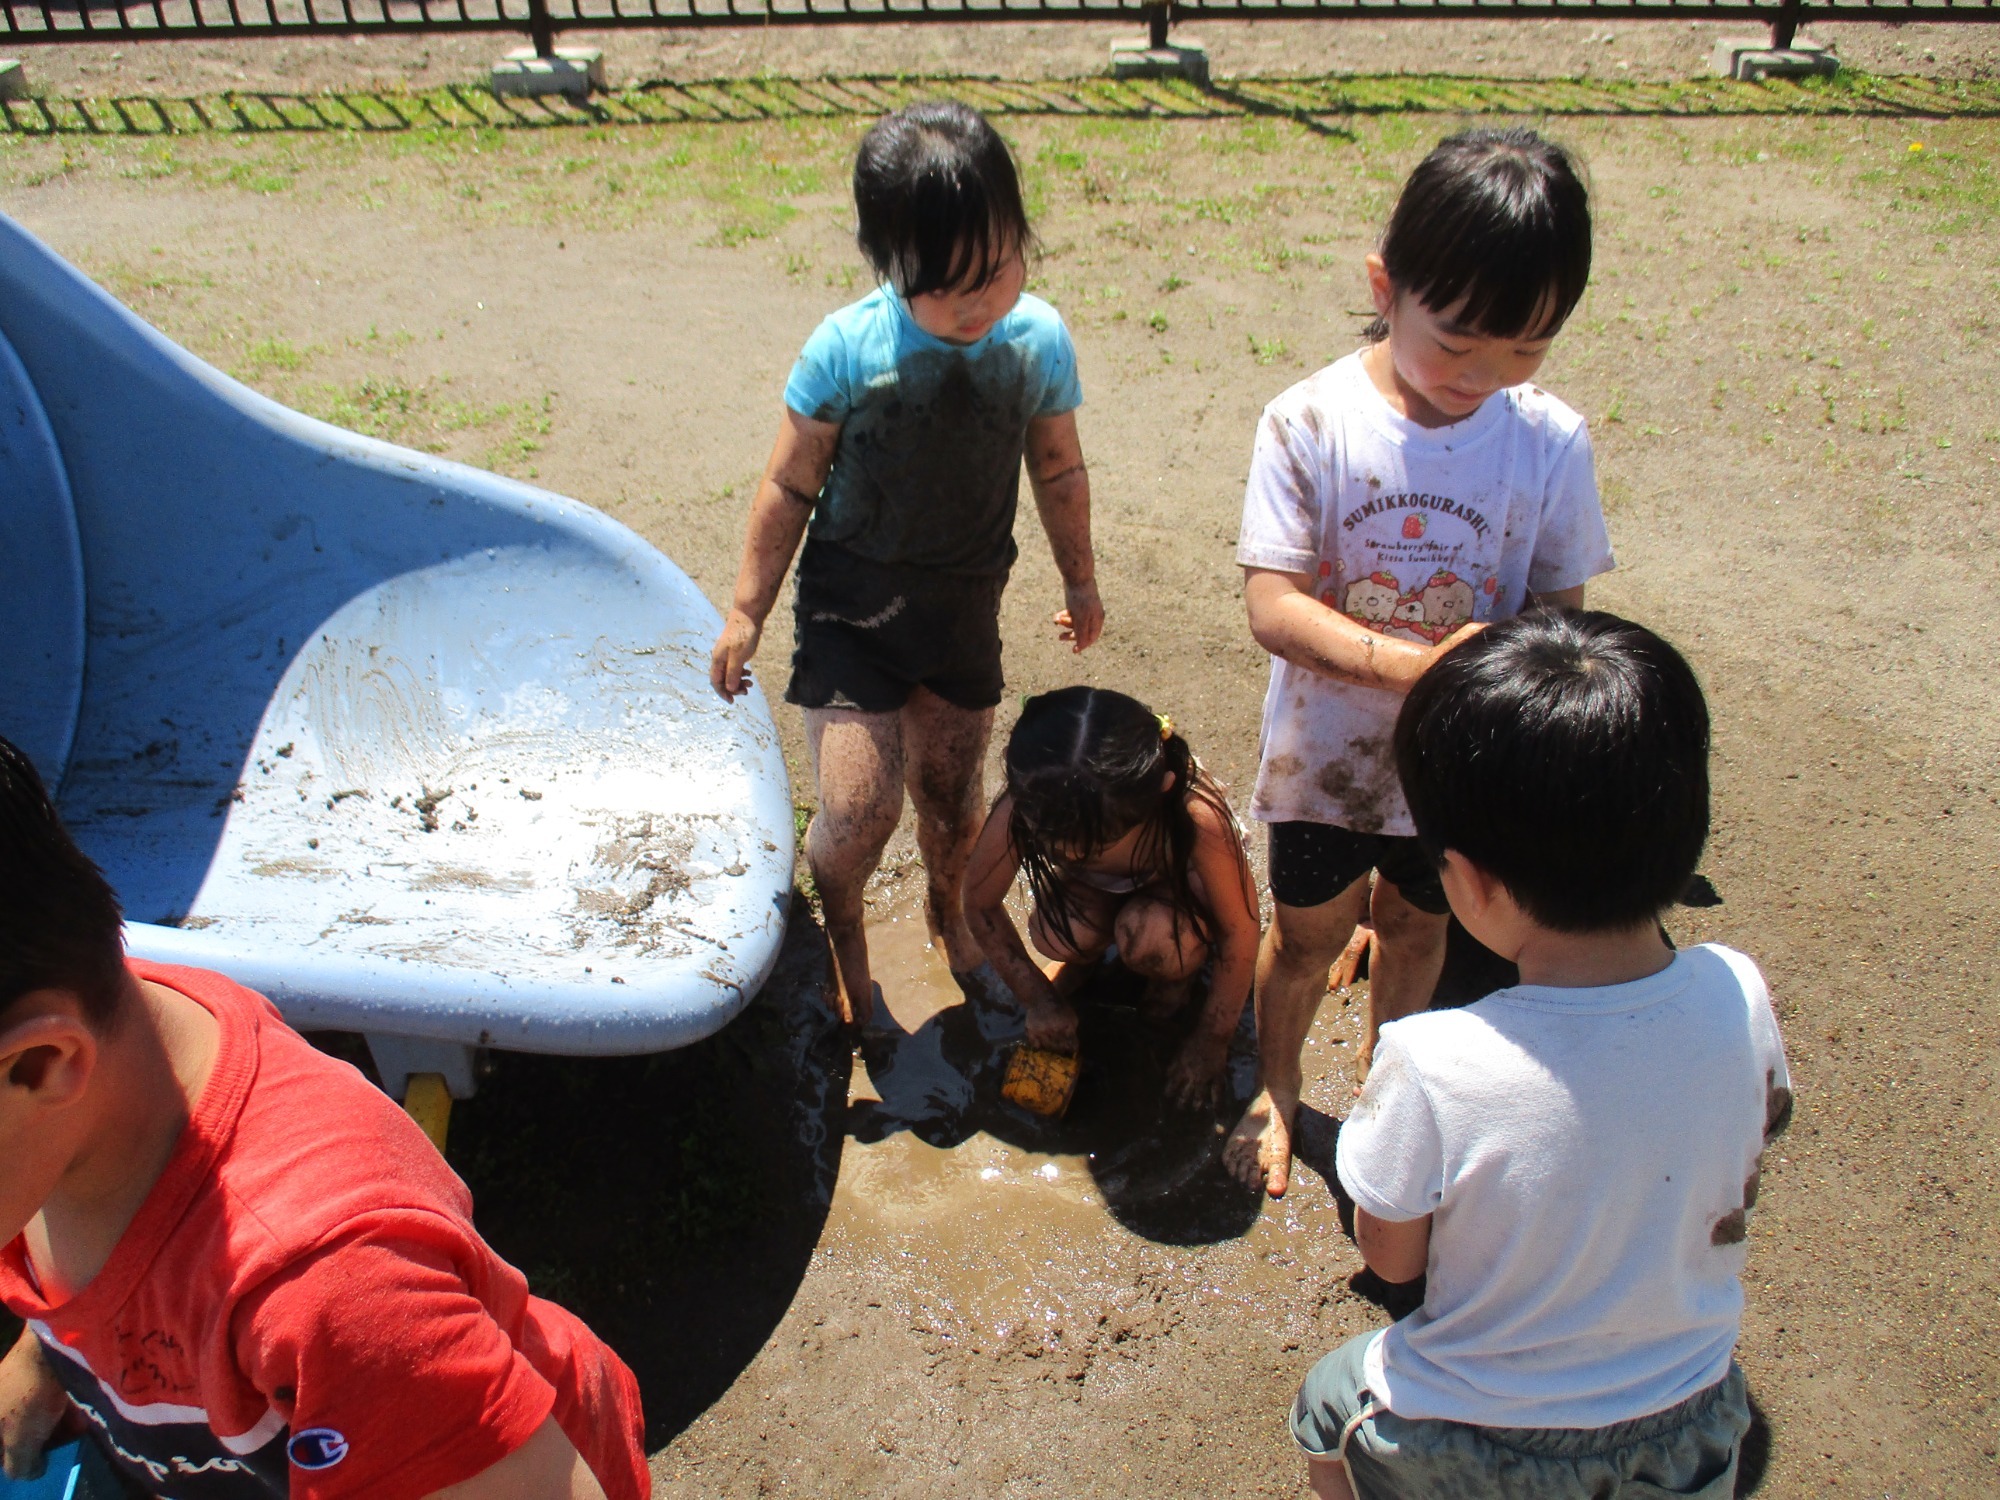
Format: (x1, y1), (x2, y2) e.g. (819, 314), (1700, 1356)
(837, 905), (1268, 1263)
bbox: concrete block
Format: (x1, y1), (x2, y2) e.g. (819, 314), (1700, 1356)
(1710, 36), (1838, 81)
(491, 46), (604, 99)
(0, 60), (28, 102)
(366, 1034), (481, 1100)
(1110, 38), (1210, 89)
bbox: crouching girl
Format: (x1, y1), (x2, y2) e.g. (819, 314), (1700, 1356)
(963, 687), (1260, 1108)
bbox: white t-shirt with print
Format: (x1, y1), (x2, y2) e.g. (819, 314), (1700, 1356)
(1335, 943), (1793, 1430)
(1236, 353), (1615, 835)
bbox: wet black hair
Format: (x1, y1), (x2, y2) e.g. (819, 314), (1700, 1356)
(1394, 610), (1710, 933)
(853, 100), (1034, 300)
(1003, 687), (1242, 956)
(0, 735), (128, 1028)
(1367, 126), (1592, 342)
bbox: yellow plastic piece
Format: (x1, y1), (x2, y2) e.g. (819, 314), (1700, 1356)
(404, 1072), (453, 1153)
(1002, 1046), (1080, 1118)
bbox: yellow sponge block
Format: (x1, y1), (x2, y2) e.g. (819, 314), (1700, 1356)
(1002, 1046), (1080, 1118)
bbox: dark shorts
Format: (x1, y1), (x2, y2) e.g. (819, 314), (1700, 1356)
(1294, 1332), (1751, 1500)
(1266, 821), (1449, 914)
(786, 539), (1007, 713)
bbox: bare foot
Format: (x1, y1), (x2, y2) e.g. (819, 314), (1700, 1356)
(1328, 921), (1374, 992)
(1223, 1088), (1296, 1199)
(824, 919), (875, 1028)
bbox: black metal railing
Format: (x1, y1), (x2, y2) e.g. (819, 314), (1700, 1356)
(2, 0), (1995, 61)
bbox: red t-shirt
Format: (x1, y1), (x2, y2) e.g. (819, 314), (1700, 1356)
(0, 962), (649, 1500)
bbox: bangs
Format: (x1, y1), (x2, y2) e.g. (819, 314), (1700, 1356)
(854, 100), (1033, 300)
(880, 182), (1019, 299)
(1382, 127), (1592, 341)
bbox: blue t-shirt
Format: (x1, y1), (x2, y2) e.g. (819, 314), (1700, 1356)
(783, 286), (1082, 577)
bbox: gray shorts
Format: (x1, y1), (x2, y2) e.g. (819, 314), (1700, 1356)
(1292, 1332), (1751, 1500)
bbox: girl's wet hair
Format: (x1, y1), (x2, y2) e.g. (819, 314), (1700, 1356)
(1369, 126), (1592, 342)
(854, 100), (1035, 300)
(1004, 687), (1234, 956)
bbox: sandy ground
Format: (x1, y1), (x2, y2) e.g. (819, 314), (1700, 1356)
(3, 31), (1998, 1500)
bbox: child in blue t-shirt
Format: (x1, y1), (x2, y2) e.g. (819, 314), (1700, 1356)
(710, 101), (1103, 1027)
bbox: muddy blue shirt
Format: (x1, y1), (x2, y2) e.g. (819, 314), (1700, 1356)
(783, 286), (1082, 577)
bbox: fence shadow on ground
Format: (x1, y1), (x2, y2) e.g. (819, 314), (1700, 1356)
(4, 69), (1999, 137)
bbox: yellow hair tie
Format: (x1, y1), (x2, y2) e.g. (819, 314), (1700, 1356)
(1157, 713), (1173, 742)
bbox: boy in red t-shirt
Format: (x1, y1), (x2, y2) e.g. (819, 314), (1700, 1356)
(0, 736), (648, 1500)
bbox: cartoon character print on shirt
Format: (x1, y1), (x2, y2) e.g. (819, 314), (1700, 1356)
(1416, 570), (1476, 645)
(1340, 572), (1402, 627)
(1331, 482), (1505, 647)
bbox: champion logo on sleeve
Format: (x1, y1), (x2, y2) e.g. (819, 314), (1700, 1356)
(287, 1429), (350, 1470)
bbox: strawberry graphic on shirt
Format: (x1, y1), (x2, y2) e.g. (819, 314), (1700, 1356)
(1402, 513), (1427, 540)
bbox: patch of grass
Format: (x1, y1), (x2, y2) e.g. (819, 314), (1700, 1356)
(240, 336), (310, 375)
(292, 376), (556, 478)
(1248, 333), (1288, 366)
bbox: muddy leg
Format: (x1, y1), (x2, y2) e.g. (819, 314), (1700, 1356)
(1223, 878), (1369, 1199)
(1356, 876), (1449, 1086)
(899, 688), (995, 975)
(804, 707), (907, 1028)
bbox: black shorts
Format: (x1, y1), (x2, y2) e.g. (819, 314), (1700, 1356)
(1266, 820), (1450, 914)
(786, 539), (1007, 713)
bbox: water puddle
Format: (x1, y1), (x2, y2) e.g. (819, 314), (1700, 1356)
(815, 895), (1365, 1327)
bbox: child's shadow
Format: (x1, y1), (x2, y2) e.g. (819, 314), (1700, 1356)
(846, 961), (1265, 1246)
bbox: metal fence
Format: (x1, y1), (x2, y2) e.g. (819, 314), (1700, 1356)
(2, 0), (1995, 62)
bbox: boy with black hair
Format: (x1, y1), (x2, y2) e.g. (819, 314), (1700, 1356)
(1293, 610), (1792, 1500)
(0, 736), (647, 1500)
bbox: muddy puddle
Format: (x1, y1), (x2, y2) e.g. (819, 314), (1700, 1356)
(815, 895), (1372, 1333)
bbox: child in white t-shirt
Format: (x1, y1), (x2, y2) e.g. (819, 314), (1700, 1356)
(1227, 127), (1616, 1200)
(1294, 609), (1792, 1500)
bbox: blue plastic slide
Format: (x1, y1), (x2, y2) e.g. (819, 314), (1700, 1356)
(0, 212), (792, 1099)
(0, 1439), (123, 1499)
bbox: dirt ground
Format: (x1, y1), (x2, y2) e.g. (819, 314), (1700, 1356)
(3, 28), (1997, 1499)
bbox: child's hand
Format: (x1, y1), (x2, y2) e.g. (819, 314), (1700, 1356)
(1022, 993), (1081, 1054)
(709, 608), (763, 701)
(1426, 619), (1488, 668)
(1055, 579), (1104, 654)
(1165, 1029), (1230, 1111)
(0, 1331), (66, 1482)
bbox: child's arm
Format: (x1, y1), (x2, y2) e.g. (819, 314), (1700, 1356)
(1164, 799), (1262, 1108)
(1244, 568), (1484, 695)
(0, 1325), (67, 1481)
(709, 408), (841, 700)
(1355, 1207), (1432, 1285)
(1025, 410), (1103, 655)
(425, 1416), (608, 1500)
(962, 796), (1079, 1052)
